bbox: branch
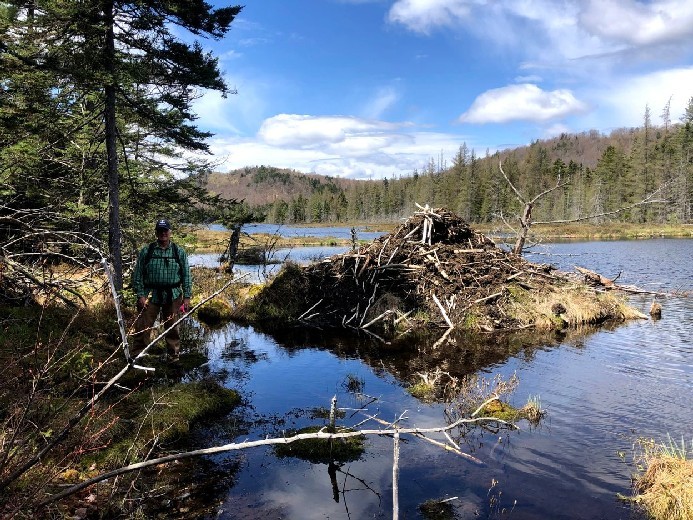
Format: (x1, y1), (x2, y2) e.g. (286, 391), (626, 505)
(498, 161), (526, 205)
(41, 413), (513, 506)
(528, 175), (570, 205)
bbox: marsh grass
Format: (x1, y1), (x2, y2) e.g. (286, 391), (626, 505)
(506, 283), (642, 330)
(342, 373), (365, 393)
(193, 228), (353, 254)
(418, 498), (457, 520)
(519, 395), (546, 425)
(629, 435), (693, 520)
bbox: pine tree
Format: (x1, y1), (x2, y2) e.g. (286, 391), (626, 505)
(1, 1), (242, 288)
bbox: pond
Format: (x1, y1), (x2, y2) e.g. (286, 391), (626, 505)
(205, 222), (386, 241)
(183, 237), (692, 519)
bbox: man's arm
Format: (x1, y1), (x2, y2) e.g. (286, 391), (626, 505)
(179, 247), (192, 310)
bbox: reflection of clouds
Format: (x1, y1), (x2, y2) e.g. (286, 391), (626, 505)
(252, 454), (391, 519)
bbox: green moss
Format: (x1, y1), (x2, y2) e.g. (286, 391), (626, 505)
(273, 426), (365, 464)
(463, 309), (481, 329)
(408, 381), (437, 401)
(478, 398), (546, 424)
(507, 284), (529, 302)
(236, 263), (312, 324)
(89, 380), (240, 468)
(197, 297), (234, 326)
(478, 399), (520, 421)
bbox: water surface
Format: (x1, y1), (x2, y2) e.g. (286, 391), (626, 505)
(187, 237), (691, 519)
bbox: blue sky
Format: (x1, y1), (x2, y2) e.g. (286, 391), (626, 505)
(191, 0), (693, 179)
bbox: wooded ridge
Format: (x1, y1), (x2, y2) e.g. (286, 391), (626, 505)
(206, 109), (693, 226)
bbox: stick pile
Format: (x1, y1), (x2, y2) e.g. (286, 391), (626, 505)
(293, 206), (561, 336)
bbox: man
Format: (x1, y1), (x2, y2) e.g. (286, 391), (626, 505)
(132, 219), (192, 361)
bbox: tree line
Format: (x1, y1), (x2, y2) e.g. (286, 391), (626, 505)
(1, 0), (691, 302)
(243, 102), (693, 226)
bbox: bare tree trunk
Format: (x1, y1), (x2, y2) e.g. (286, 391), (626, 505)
(103, 0), (122, 290)
(512, 202), (533, 255)
(224, 223), (241, 273)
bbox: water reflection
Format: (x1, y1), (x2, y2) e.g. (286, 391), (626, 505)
(180, 238), (692, 519)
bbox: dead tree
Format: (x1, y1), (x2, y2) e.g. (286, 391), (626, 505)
(498, 161), (670, 256)
(498, 161), (568, 255)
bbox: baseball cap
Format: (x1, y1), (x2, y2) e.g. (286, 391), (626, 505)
(155, 219), (171, 230)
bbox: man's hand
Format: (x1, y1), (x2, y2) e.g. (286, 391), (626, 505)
(137, 296), (148, 310)
(183, 298), (191, 312)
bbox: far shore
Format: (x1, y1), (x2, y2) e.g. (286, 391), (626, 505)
(190, 222), (693, 254)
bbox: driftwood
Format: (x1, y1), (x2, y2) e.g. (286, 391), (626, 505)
(574, 265), (672, 297)
(574, 266), (617, 287)
(41, 395), (512, 517)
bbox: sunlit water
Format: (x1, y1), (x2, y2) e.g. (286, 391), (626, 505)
(185, 237), (691, 519)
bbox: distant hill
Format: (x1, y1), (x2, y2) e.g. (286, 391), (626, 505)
(205, 166), (358, 206)
(203, 124), (693, 225)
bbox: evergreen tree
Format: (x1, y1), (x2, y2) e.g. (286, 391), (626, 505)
(1, 1), (242, 288)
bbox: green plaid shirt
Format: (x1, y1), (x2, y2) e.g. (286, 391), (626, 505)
(132, 242), (192, 304)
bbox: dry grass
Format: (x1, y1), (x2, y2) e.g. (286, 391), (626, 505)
(192, 227), (353, 253)
(631, 437), (693, 520)
(506, 284), (644, 330)
(521, 222), (693, 239)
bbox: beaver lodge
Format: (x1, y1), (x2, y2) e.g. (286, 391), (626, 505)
(234, 207), (646, 342)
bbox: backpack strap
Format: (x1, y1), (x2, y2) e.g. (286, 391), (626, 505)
(143, 242), (158, 279)
(171, 242), (183, 280)
(143, 241), (183, 281)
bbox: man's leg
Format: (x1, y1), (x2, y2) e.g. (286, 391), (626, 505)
(161, 297), (182, 359)
(132, 301), (161, 355)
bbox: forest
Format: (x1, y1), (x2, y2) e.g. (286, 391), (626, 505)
(208, 106), (693, 226)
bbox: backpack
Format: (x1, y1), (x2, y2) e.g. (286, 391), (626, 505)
(143, 241), (183, 288)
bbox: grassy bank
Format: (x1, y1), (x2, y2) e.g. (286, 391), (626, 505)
(0, 271), (242, 518)
(628, 436), (693, 520)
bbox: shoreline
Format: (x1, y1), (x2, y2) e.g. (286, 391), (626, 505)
(191, 223), (693, 254)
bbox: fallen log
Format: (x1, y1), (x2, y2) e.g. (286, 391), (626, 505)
(574, 266), (617, 287)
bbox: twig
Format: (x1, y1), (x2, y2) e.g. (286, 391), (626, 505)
(413, 432), (483, 465)
(298, 299), (323, 321)
(361, 309), (393, 329)
(432, 293), (453, 328)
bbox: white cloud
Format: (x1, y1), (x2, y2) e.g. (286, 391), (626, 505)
(579, 0), (693, 47)
(361, 86), (401, 119)
(387, 0), (476, 34)
(543, 123), (572, 138)
(193, 90), (243, 134)
(514, 74), (543, 83)
(204, 115), (476, 179)
(387, 0), (693, 64)
(587, 67), (693, 129)
(257, 114), (405, 148)
(459, 84), (588, 124)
